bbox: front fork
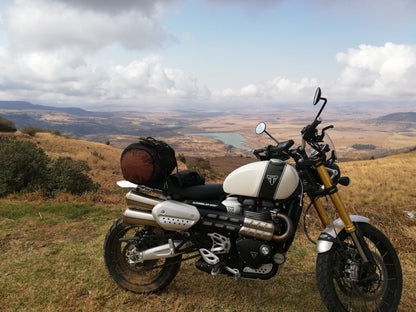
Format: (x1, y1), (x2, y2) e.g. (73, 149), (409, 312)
(313, 161), (372, 263)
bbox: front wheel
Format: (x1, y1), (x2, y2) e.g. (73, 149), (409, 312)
(103, 217), (182, 293)
(316, 222), (402, 312)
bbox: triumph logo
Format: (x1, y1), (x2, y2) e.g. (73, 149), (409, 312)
(267, 175), (279, 186)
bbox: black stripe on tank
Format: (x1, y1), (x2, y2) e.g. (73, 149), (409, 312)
(258, 161), (285, 199)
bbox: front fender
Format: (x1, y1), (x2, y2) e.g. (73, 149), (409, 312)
(316, 215), (370, 253)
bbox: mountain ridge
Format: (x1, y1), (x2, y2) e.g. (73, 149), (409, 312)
(0, 101), (111, 117)
(375, 112), (416, 122)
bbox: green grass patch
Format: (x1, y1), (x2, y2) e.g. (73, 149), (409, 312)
(0, 200), (107, 222)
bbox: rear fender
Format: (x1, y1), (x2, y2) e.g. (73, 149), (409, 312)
(316, 215), (370, 253)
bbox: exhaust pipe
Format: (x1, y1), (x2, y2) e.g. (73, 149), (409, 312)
(198, 209), (294, 243)
(239, 218), (275, 240)
(125, 191), (162, 210)
(122, 191), (161, 226)
(240, 214), (294, 242)
(122, 194), (294, 243)
(123, 208), (157, 226)
(271, 213), (294, 242)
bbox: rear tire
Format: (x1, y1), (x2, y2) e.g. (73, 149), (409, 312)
(316, 222), (402, 312)
(104, 217), (182, 293)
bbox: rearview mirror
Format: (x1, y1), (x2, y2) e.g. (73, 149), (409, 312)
(313, 87), (322, 105)
(255, 122), (266, 135)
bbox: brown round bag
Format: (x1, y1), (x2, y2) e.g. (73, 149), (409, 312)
(120, 137), (177, 185)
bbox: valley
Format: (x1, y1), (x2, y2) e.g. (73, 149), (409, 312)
(1, 100), (415, 161)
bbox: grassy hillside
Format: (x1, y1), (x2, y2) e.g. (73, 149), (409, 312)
(4, 131), (191, 190)
(2, 131), (123, 190)
(0, 133), (415, 311)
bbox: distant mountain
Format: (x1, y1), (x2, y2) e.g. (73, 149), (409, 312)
(0, 100), (183, 141)
(376, 112), (416, 122)
(0, 101), (111, 117)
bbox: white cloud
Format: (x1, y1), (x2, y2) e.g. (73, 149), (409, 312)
(212, 77), (317, 104)
(0, 51), (209, 105)
(0, 0), (195, 105)
(2, 41), (416, 107)
(1, 0), (416, 107)
(5, 0), (176, 52)
(107, 55), (209, 102)
(0, 49), (105, 101)
(335, 42), (416, 100)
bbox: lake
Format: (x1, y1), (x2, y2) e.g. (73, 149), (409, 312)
(185, 132), (250, 151)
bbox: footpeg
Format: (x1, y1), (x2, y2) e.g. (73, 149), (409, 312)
(199, 248), (220, 265)
(199, 248), (240, 280)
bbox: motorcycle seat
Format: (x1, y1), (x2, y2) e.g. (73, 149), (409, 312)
(167, 183), (225, 201)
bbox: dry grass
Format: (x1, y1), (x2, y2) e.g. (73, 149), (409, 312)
(1, 132), (415, 311)
(0, 199), (327, 312)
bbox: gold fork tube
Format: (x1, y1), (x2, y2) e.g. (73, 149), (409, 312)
(313, 198), (331, 228)
(315, 164), (355, 233)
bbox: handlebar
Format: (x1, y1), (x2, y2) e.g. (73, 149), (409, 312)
(301, 117), (321, 142)
(254, 88), (338, 165)
(253, 139), (295, 160)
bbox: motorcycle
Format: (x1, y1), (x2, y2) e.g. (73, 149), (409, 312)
(104, 88), (403, 311)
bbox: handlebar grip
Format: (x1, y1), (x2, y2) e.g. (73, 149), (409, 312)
(253, 148), (265, 155)
(285, 139), (295, 149)
(301, 118), (321, 140)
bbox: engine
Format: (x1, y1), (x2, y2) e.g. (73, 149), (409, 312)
(195, 196), (293, 280)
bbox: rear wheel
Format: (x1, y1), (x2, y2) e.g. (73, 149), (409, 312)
(104, 217), (182, 293)
(316, 222), (402, 312)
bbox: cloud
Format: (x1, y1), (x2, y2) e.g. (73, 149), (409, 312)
(56, 0), (181, 15)
(5, 0), (177, 52)
(0, 49), (106, 101)
(212, 77), (317, 103)
(335, 42), (416, 100)
(3, 42), (416, 107)
(0, 51), (209, 105)
(1, 0), (416, 107)
(107, 55), (209, 102)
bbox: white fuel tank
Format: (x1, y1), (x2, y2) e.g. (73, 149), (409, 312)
(223, 160), (299, 200)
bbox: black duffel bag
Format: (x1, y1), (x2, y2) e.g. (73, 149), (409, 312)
(168, 169), (205, 187)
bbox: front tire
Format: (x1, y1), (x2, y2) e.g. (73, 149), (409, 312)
(104, 217), (182, 293)
(316, 222), (402, 312)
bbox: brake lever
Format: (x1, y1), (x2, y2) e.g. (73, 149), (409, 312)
(253, 145), (273, 160)
(322, 125), (334, 133)
(317, 125), (334, 141)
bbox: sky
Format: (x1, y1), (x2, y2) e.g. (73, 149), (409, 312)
(0, 0), (416, 110)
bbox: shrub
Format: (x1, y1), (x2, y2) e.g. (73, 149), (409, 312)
(0, 117), (16, 132)
(50, 129), (62, 136)
(91, 150), (104, 160)
(0, 136), (50, 196)
(46, 157), (100, 195)
(21, 125), (48, 137)
(0, 136), (100, 197)
(187, 157), (211, 172)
